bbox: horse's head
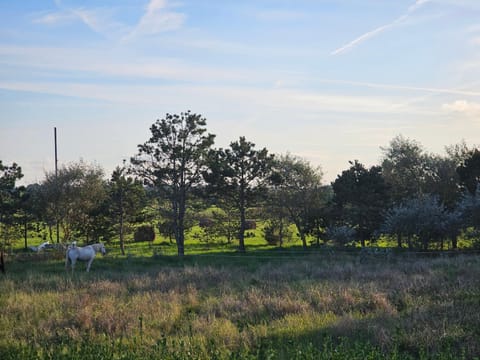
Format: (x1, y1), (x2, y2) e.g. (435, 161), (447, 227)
(90, 243), (106, 256)
(99, 243), (106, 256)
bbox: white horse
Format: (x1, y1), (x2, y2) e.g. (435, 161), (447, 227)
(65, 242), (106, 272)
(28, 241), (50, 252)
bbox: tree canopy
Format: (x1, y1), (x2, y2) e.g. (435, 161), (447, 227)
(204, 136), (273, 252)
(457, 149), (480, 196)
(331, 160), (389, 247)
(131, 111), (215, 256)
(271, 154), (324, 249)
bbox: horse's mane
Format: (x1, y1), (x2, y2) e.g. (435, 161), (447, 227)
(91, 243), (104, 251)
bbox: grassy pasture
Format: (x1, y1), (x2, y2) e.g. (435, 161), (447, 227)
(1, 245), (480, 359)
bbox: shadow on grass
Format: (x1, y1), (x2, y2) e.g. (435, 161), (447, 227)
(4, 241), (479, 287)
(251, 310), (477, 360)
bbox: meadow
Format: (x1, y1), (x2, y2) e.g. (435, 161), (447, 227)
(1, 237), (480, 359)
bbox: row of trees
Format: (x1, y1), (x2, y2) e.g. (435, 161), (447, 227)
(0, 160), (148, 255)
(1, 112), (480, 256)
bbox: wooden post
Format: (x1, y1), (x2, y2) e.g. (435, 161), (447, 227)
(54, 127), (60, 244)
(0, 250), (5, 274)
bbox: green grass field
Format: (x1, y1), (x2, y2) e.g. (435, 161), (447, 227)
(1, 235), (480, 359)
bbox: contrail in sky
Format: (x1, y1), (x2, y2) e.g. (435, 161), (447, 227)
(331, 0), (431, 56)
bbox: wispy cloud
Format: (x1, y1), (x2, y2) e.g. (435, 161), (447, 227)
(0, 45), (257, 84)
(0, 79), (431, 117)
(33, 1), (182, 40)
(330, 17), (407, 56)
(253, 9), (307, 22)
(124, 0), (185, 41)
(466, 24), (480, 33)
(32, 10), (77, 25)
(331, 0), (431, 56)
(71, 8), (127, 37)
(32, 5), (128, 39)
(316, 78), (480, 97)
(3, 43), (479, 101)
(408, 0), (431, 12)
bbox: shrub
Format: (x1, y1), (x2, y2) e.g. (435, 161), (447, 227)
(134, 225), (155, 243)
(198, 217), (214, 228)
(245, 219), (256, 230)
(326, 225), (356, 246)
(263, 220), (293, 246)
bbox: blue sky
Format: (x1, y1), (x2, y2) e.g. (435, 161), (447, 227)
(1, 0), (480, 184)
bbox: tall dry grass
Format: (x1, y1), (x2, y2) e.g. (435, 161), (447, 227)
(0, 253), (479, 358)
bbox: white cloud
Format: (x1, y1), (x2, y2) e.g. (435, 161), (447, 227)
(442, 99), (480, 116)
(124, 0), (185, 40)
(331, 0), (431, 56)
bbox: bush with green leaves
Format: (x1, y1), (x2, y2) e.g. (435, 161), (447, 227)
(326, 225), (356, 246)
(133, 225), (155, 243)
(380, 195), (454, 249)
(263, 219), (293, 246)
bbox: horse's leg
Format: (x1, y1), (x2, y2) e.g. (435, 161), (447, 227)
(86, 258), (93, 272)
(65, 251), (70, 270)
(86, 252), (96, 272)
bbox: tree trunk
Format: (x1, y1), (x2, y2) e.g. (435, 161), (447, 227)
(119, 211), (125, 256)
(451, 235), (458, 249)
(176, 211), (185, 257)
(397, 233), (402, 248)
(300, 232), (307, 250)
(0, 250), (5, 274)
(360, 238), (366, 247)
(177, 235), (185, 256)
(238, 207), (246, 252)
(48, 223), (53, 242)
(175, 192), (186, 257)
(293, 218), (307, 250)
(226, 210), (234, 244)
(175, 222), (185, 256)
(227, 220), (232, 244)
(24, 218), (28, 251)
(423, 237), (428, 251)
(238, 185), (246, 253)
(278, 217), (284, 248)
